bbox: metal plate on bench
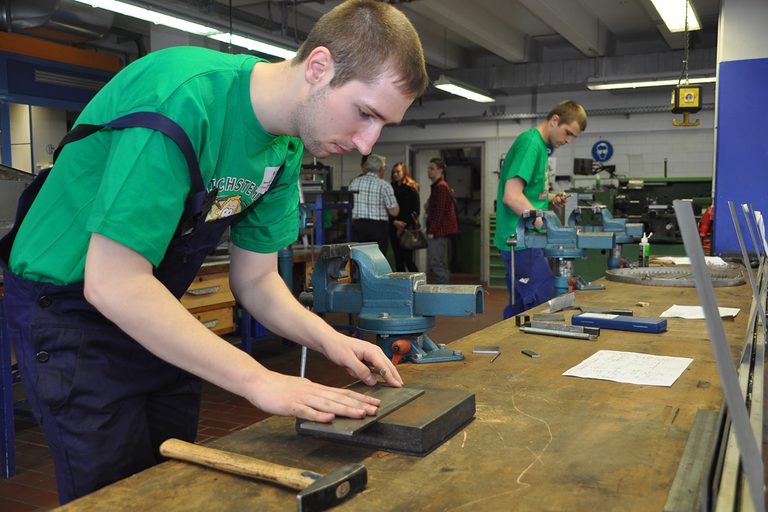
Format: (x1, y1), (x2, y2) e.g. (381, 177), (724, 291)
(297, 384), (476, 456)
(605, 266), (744, 287)
(297, 386), (424, 437)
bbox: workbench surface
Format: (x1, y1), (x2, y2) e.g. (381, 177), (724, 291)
(59, 279), (752, 511)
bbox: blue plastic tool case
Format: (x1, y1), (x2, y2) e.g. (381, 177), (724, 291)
(572, 312), (667, 333)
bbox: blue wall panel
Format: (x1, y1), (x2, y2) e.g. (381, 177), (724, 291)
(714, 58), (768, 255)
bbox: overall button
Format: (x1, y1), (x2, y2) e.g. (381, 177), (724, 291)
(38, 295), (53, 308)
(36, 351), (50, 363)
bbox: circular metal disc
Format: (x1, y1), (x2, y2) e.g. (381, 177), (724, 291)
(604, 266), (745, 287)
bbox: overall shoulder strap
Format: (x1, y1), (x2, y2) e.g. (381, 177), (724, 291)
(55, 112), (202, 191)
(54, 112), (207, 214)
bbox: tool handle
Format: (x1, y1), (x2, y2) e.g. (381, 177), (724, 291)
(160, 438), (317, 491)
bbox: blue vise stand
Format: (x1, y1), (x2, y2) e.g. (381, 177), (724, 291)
(567, 205), (643, 269)
(517, 210), (615, 296)
(307, 243), (484, 364)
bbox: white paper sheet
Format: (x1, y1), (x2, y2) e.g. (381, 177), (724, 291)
(562, 350), (693, 387)
(660, 304), (740, 319)
(653, 256), (729, 267)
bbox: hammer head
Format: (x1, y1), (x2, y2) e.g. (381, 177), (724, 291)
(296, 463), (367, 512)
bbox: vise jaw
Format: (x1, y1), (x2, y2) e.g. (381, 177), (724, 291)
(516, 210), (615, 255)
(308, 243), (484, 363)
(568, 205), (643, 243)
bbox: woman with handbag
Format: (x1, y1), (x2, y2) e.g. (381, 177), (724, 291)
(389, 162), (422, 271)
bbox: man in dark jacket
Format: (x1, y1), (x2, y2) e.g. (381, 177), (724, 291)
(425, 158), (458, 283)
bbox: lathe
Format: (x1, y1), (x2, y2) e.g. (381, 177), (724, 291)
(304, 243), (484, 364)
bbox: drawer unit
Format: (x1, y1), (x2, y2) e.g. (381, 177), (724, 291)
(488, 214), (505, 288)
(181, 273), (234, 311)
(190, 306), (235, 335)
(182, 269), (236, 335)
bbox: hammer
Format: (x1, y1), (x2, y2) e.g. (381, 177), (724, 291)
(159, 438), (367, 512)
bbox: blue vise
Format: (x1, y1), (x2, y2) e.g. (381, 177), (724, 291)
(516, 210), (615, 295)
(309, 243), (484, 363)
(516, 210), (615, 257)
(567, 205), (643, 268)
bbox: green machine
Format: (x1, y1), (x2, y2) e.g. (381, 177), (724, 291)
(567, 176), (713, 282)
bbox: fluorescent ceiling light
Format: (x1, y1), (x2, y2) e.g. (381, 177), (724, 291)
(434, 75), (495, 103)
(71, 0), (296, 60)
(207, 34), (295, 59)
(650, 0), (701, 32)
(587, 76), (716, 91)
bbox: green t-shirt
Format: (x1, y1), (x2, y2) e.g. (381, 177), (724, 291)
(493, 127), (549, 252)
(10, 46), (302, 285)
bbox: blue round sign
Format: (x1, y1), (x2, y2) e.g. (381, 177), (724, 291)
(591, 140), (613, 162)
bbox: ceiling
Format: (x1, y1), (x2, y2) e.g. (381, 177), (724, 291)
(9, 0), (722, 103)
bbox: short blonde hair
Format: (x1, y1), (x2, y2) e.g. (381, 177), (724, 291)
(548, 100), (588, 131)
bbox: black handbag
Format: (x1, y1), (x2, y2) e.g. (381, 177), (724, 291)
(399, 213), (428, 250)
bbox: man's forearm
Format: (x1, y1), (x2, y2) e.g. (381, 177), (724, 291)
(231, 269), (339, 354)
(85, 254), (268, 400)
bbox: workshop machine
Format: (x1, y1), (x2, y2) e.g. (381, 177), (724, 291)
(514, 209), (615, 296)
(567, 205), (643, 269)
(614, 176), (712, 246)
(305, 243), (484, 364)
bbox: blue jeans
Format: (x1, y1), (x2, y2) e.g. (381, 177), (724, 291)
(501, 248), (555, 319)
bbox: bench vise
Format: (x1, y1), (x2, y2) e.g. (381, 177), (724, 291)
(567, 205), (643, 268)
(307, 243), (484, 364)
(515, 210), (615, 296)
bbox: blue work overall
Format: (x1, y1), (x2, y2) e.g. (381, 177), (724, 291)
(0, 113), (249, 503)
(502, 248), (555, 319)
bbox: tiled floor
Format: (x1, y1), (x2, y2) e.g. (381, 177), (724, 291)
(1, 280), (506, 511)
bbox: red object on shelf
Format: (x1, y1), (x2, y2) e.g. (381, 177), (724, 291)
(698, 204), (714, 254)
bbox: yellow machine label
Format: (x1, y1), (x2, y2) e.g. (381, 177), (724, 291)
(677, 87), (700, 108)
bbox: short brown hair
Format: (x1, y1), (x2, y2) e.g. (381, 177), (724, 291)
(548, 100), (588, 131)
(429, 157), (447, 178)
(294, 0), (428, 97)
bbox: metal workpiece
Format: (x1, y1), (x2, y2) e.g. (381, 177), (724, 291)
(308, 242), (483, 363)
(297, 387), (425, 437)
(519, 327), (595, 341)
(520, 321), (599, 341)
(604, 266), (745, 287)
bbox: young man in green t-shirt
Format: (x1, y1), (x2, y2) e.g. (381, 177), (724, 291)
(1, 0), (428, 503)
(494, 100), (587, 319)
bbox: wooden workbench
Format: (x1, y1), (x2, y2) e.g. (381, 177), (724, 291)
(59, 278), (753, 511)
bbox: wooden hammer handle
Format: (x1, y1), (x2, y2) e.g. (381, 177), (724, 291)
(159, 438), (317, 491)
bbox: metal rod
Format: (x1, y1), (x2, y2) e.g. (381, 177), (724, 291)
(519, 326), (597, 341)
(299, 345), (307, 378)
(674, 199), (765, 512)
(727, 201), (767, 332)
(747, 203), (766, 276)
